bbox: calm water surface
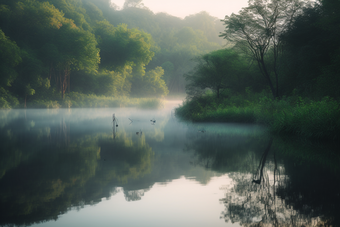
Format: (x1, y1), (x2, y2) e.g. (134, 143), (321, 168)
(0, 100), (339, 227)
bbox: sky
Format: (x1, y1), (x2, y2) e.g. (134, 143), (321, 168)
(112, 0), (249, 19)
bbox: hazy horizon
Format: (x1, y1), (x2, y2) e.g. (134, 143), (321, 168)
(112, 0), (249, 19)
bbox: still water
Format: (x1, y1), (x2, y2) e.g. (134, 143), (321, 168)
(0, 100), (339, 227)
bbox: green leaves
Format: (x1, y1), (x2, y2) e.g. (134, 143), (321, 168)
(95, 20), (154, 73)
(54, 22), (100, 72)
(0, 29), (21, 87)
(25, 84), (35, 96)
(185, 49), (248, 98)
(130, 66), (169, 97)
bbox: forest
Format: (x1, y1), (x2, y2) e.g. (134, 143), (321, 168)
(0, 0), (223, 108)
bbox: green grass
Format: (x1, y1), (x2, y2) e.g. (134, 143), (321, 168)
(176, 92), (340, 140)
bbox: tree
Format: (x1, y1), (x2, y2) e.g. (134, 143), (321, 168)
(38, 0), (92, 31)
(184, 49), (245, 99)
(94, 20), (154, 73)
(220, 0), (309, 98)
(184, 11), (225, 45)
(0, 29), (21, 88)
(24, 84), (35, 108)
(131, 66), (169, 97)
(123, 0), (145, 9)
(12, 48), (47, 106)
(51, 22), (100, 99)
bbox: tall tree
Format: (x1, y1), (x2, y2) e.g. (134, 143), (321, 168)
(51, 23), (99, 98)
(220, 0), (309, 98)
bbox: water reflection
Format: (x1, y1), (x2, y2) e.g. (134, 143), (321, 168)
(98, 134), (153, 184)
(0, 105), (339, 226)
(185, 123), (268, 173)
(0, 104), (218, 226)
(189, 136), (340, 226)
(183, 126), (340, 226)
(0, 108), (156, 226)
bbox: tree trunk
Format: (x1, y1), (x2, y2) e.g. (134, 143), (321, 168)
(68, 70), (70, 93)
(59, 72), (64, 99)
(253, 138), (273, 184)
(258, 58), (277, 99)
(60, 67), (69, 99)
(275, 70), (279, 98)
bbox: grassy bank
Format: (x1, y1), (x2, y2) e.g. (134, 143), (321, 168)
(175, 91), (340, 140)
(1, 92), (164, 109)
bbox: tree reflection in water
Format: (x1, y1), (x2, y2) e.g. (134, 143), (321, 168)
(0, 112), (154, 226)
(184, 125), (340, 226)
(1, 110), (339, 226)
(124, 189), (148, 201)
(219, 139), (339, 227)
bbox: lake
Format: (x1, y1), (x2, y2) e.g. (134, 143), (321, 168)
(0, 100), (339, 227)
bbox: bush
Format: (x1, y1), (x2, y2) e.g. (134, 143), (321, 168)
(0, 87), (19, 109)
(261, 97), (340, 140)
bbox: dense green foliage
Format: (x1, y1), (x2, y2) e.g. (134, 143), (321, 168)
(184, 49), (263, 99)
(279, 1), (340, 98)
(177, 0), (340, 140)
(0, 0), (225, 108)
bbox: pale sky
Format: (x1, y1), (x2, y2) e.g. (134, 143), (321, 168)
(112, 0), (249, 19)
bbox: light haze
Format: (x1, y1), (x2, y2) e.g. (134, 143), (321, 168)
(112, 0), (249, 19)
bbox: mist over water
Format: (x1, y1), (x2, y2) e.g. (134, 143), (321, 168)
(0, 101), (339, 227)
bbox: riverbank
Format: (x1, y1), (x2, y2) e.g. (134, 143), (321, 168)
(1, 92), (164, 110)
(175, 92), (340, 141)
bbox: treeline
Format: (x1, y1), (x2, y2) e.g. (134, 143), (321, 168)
(177, 0), (340, 140)
(0, 0), (224, 108)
